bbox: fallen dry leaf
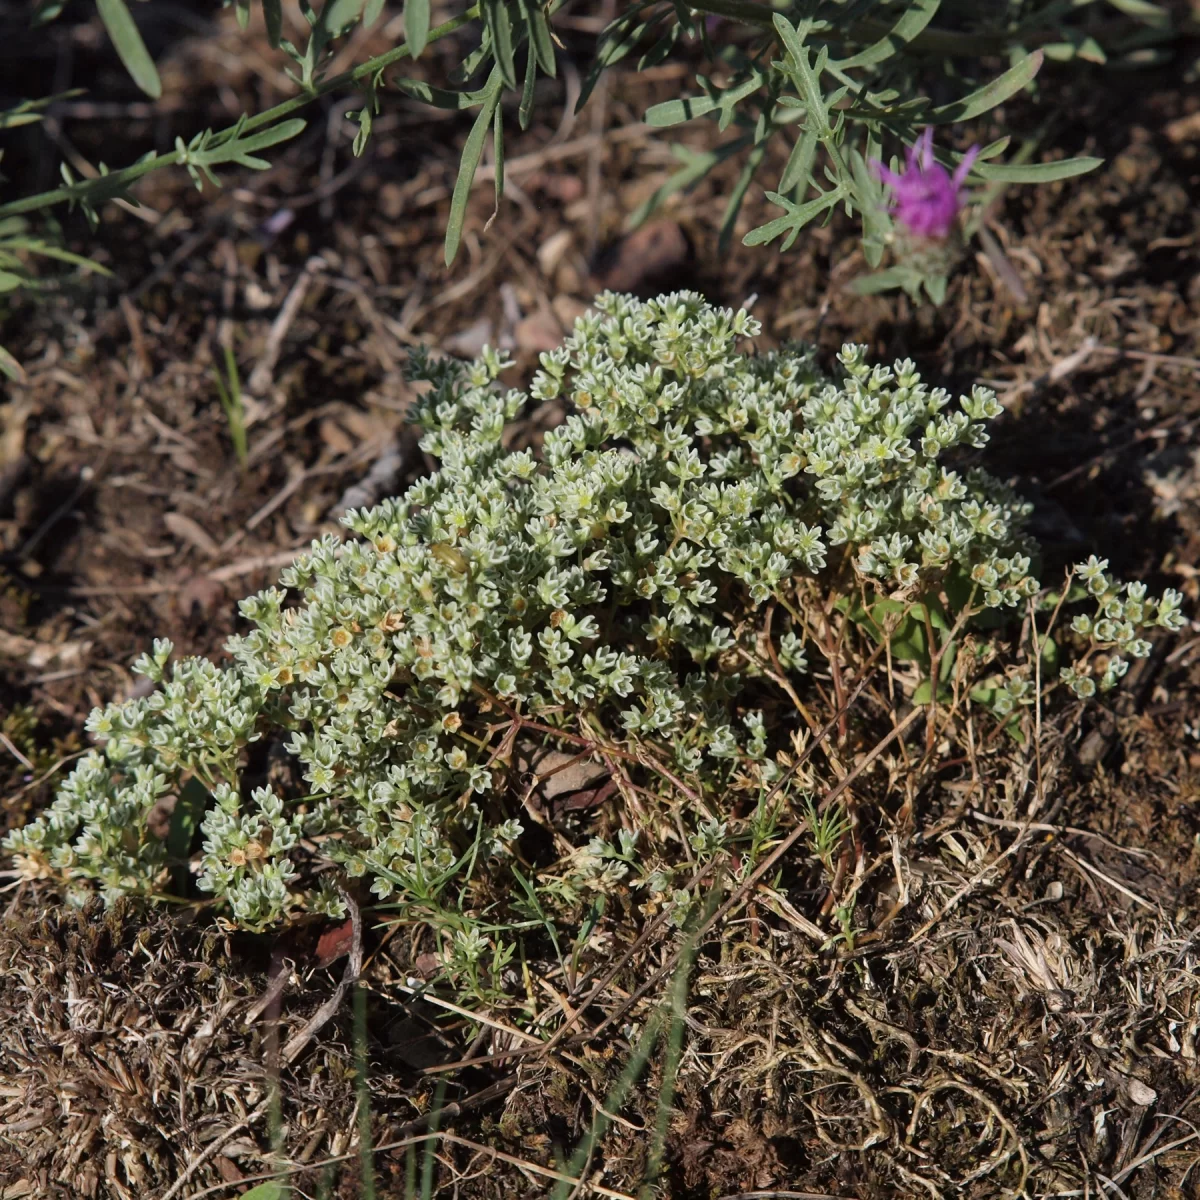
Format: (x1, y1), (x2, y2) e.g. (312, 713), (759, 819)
(164, 512), (220, 556)
(514, 311), (564, 356)
(176, 574), (227, 622)
(314, 918), (355, 968)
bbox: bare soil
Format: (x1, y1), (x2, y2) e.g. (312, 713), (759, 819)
(2, 6), (1200, 1198)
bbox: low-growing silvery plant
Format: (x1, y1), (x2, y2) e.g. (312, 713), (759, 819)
(7, 292), (1183, 955)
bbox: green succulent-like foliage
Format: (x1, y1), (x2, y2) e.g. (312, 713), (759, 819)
(6, 293), (1183, 935)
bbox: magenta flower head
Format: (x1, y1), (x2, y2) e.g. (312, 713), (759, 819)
(872, 129), (980, 239)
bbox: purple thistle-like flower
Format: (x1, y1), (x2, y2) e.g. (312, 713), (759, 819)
(871, 129), (980, 239)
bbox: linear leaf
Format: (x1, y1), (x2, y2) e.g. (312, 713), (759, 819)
(238, 1184), (286, 1200)
(325, 0), (366, 34)
(577, 8), (660, 111)
(445, 72), (502, 266)
(835, 0), (939, 69)
(929, 50), (1043, 124)
(523, 0), (556, 76)
(21, 242), (112, 273)
(1104, 0), (1170, 24)
(226, 118), (307, 156)
(405, 0), (430, 56)
(0, 344), (25, 383)
(519, 43), (537, 129)
(396, 78), (492, 110)
(484, 0), (518, 90)
(645, 70), (764, 127)
(972, 155), (1103, 183)
(96, 0), (162, 99)
(493, 101), (504, 209)
(261, 0), (283, 44)
(779, 124), (818, 192)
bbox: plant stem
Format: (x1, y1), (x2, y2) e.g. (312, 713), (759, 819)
(0, 6), (480, 221)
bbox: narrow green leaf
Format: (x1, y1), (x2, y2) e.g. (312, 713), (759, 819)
(972, 155), (1102, 183)
(849, 265), (913, 295)
(352, 106), (372, 156)
(779, 124), (818, 192)
(519, 43), (537, 129)
(637, 25), (680, 72)
(523, 0), (556, 77)
(364, 0), (385, 26)
(1104, 0), (1170, 24)
(0, 344), (25, 384)
(33, 0), (69, 25)
(450, 29), (494, 85)
(234, 0), (251, 31)
(645, 70), (764, 127)
(227, 117), (307, 155)
(325, 0), (366, 34)
(835, 0), (939, 69)
(484, 0), (518, 90)
(395, 78), (492, 110)
(974, 135), (1011, 162)
(20, 243), (113, 273)
(262, 0), (283, 45)
(239, 1183), (287, 1200)
(96, 0), (162, 99)
(492, 101), (504, 210)
(929, 50), (1043, 124)
(0, 270), (23, 292)
(445, 72), (502, 266)
(923, 274), (948, 305)
(405, 0), (430, 56)
(577, 9), (659, 111)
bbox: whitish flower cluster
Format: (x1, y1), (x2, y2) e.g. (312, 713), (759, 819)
(4, 292), (1181, 929)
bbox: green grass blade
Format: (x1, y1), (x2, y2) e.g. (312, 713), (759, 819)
(96, 0), (162, 98)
